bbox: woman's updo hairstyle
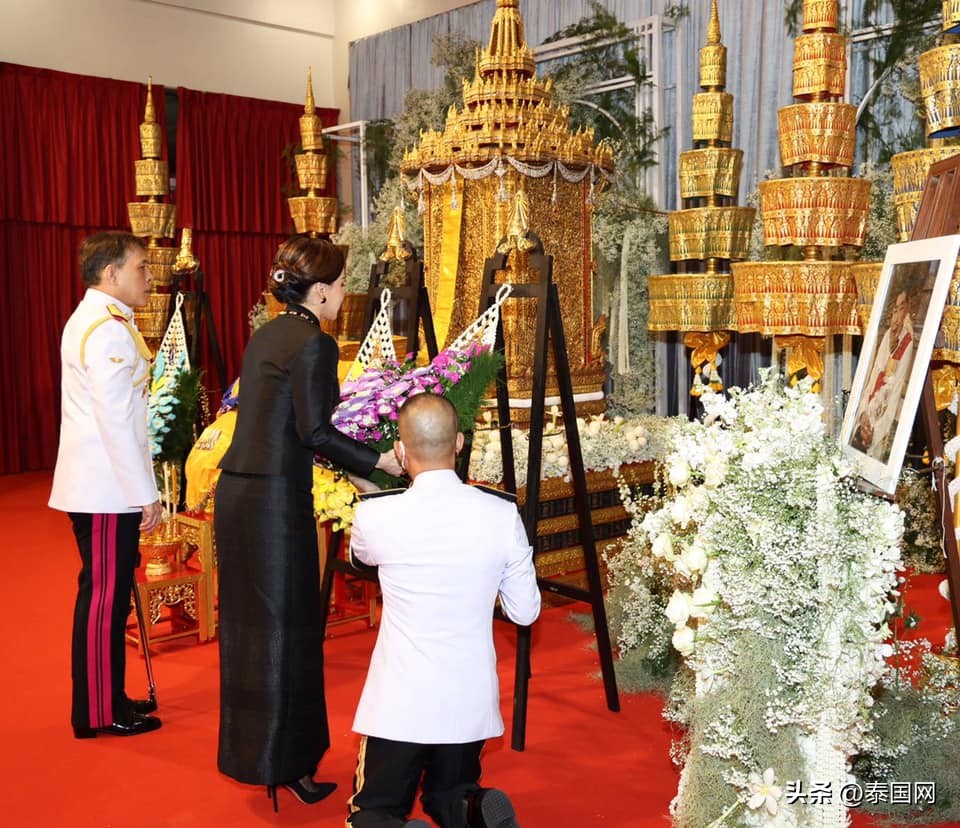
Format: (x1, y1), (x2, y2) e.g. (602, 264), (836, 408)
(269, 235), (345, 304)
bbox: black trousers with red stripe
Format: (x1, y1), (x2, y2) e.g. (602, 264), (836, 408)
(68, 512), (141, 729)
(347, 736), (484, 827)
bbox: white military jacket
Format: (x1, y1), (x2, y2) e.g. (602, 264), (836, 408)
(350, 469), (541, 744)
(49, 289), (159, 514)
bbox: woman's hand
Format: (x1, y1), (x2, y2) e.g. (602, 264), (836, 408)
(376, 449), (403, 477)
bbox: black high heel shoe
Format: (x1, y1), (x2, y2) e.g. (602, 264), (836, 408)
(265, 778), (337, 811)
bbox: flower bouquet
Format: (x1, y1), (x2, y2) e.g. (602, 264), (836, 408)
(318, 341), (503, 500)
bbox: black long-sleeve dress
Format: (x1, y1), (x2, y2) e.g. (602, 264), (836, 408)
(214, 303), (378, 785)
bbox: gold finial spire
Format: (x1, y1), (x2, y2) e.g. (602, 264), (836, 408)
(481, 0), (534, 77)
(707, 0), (721, 44)
(299, 66), (323, 151)
(144, 75), (156, 124)
(699, 0), (727, 91)
(380, 207), (413, 262)
(139, 75), (162, 160)
(498, 190), (535, 253)
(174, 228), (199, 272)
(305, 66), (316, 114)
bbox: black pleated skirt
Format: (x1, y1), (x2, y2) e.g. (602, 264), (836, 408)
(214, 470), (328, 785)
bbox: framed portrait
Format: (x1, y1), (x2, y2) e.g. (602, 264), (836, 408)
(840, 234), (960, 495)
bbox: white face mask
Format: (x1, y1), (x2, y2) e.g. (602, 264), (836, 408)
(398, 441), (406, 472)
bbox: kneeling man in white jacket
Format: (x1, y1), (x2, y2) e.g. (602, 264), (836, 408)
(347, 393), (541, 828)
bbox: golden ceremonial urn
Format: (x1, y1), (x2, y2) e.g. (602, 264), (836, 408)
(128, 77), (180, 348)
(731, 0), (865, 389)
(400, 0), (613, 414)
(648, 0), (754, 394)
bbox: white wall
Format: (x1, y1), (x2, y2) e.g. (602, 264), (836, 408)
(332, 0), (479, 119)
(0, 0), (483, 117)
(0, 0), (336, 106)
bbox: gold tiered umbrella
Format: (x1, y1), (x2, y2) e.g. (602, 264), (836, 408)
(128, 77), (179, 351)
(264, 69), (342, 323)
(287, 67), (338, 238)
(648, 0), (754, 394)
(731, 0), (866, 390)
(886, 6), (960, 366)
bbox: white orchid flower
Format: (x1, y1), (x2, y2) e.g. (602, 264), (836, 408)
(746, 768), (782, 816)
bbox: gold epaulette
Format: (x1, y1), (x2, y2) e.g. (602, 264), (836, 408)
(79, 305), (154, 387)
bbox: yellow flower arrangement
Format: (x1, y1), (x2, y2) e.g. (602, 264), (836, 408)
(312, 465), (360, 531)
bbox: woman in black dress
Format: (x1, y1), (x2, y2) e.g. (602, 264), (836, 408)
(214, 236), (402, 808)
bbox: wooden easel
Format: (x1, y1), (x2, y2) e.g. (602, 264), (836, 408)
(365, 248), (439, 362)
(478, 235), (620, 752)
(910, 155), (960, 637)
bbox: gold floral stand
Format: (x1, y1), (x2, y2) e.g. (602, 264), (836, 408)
(126, 535), (209, 652)
(175, 512), (218, 641)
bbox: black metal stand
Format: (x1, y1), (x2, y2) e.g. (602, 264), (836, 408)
(319, 529), (361, 634)
(130, 583), (158, 707)
(365, 250), (439, 362)
(478, 240), (620, 752)
(168, 266), (227, 397)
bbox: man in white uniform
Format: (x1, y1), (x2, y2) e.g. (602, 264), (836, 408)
(347, 393), (541, 828)
(49, 231), (163, 738)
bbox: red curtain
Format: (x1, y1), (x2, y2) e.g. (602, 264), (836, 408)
(0, 64), (164, 474)
(174, 88), (338, 405)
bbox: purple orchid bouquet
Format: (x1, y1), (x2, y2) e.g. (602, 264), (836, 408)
(326, 342), (502, 486)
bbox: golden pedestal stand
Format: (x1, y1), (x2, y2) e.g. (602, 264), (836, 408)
(126, 528), (210, 652)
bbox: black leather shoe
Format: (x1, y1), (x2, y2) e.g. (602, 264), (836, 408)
(73, 714), (162, 739)
(127, 696), (157, 715)
(466, 788), (519, 828)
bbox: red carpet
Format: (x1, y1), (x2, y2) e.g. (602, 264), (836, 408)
(2, 470), (957, 827)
